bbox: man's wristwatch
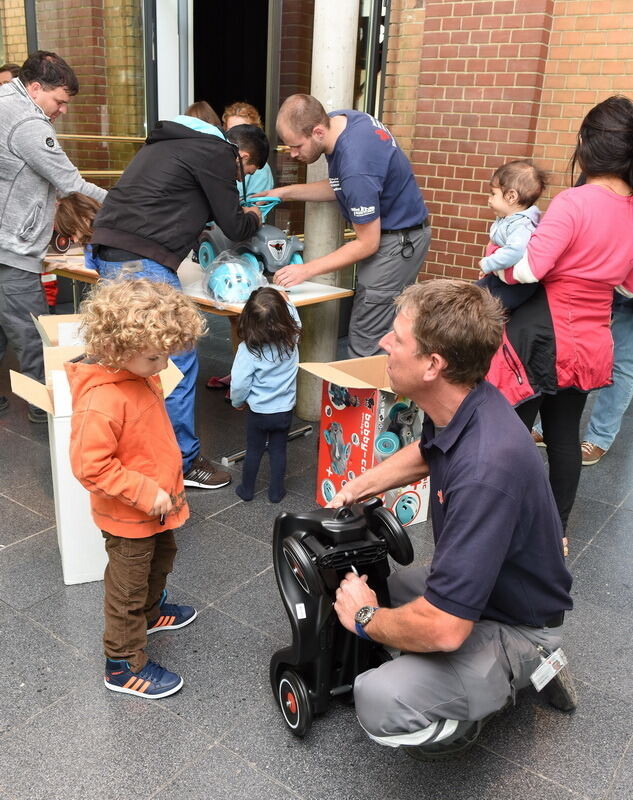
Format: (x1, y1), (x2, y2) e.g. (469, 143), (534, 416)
(354, 605), (379, 641)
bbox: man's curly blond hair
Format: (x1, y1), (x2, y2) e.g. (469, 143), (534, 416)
(80, 278), (206, 366)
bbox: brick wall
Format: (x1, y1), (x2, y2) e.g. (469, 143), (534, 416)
(381, 0), (426, 157)
(404, 0), (554, 282)
(0, 0), (28, 64)
(382, 0), (633, 282)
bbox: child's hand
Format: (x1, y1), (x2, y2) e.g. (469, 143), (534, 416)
(234, 403), (247, 411)
(478, 270), (486, 279)
(150, 488), (173, 517)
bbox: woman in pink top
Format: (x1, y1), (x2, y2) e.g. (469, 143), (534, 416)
(487, 95), (633, 533)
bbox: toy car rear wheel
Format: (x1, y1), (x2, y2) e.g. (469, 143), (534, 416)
(289, 252), (304, 264)
(52, 231), (71, 253)
(371, 506), (414, 565)
(278, 670), (313, 737)
(282, 537), (323, 596)
(198, 240), (216, 271)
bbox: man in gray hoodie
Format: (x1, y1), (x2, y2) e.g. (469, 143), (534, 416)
(0, 51), (106, 422)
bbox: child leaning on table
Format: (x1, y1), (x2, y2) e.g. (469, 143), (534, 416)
(477, 159), (547, 311)
(230, 287), (301, 504)
(65, 278), (206, 699)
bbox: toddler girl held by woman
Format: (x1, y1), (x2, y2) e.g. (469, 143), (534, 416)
(230, 287), (301, 503)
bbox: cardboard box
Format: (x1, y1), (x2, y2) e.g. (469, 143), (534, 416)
(300, 355), (429, 526)
(10, 315), (182, 585)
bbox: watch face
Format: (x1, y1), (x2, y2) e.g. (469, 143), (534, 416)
(355, 605), (376, 626)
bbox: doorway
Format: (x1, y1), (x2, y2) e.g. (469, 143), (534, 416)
(193, 0), (269, 127)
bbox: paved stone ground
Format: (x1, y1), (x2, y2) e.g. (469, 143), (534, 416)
(0, 307), (631, 800)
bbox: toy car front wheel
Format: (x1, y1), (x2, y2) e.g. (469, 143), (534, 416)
(371, 506), (414, 565)
(278, 670), (313, 736)
(289, 252), (304, 264)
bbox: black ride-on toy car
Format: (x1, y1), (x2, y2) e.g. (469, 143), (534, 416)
(270, 497), (414, 737)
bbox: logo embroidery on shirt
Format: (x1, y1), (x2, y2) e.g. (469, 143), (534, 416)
(45, 137), (55, 148)
(437, 489), (444, 504)
(374, 129), (390, 141)
(351, 205), (376, 217)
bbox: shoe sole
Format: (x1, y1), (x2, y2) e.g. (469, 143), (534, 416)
(535, 440), (546, 448)
(183, 477), (231, 489)
(581, 457), (603, 466)
(104, 676), (183, 699)
(147, 609), (198, 635)
(28, 413), (48, 424)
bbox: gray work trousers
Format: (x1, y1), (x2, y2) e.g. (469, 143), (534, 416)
(0, 264), (48, 382)
(353, 566), (564, 746)
(347, 224), (432, 358)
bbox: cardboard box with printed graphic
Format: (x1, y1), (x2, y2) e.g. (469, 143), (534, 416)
(300, 355), (429, 526)
(10, 315), (182, 585)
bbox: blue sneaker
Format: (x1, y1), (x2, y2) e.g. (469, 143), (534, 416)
(104, 658), (183, 699)
(147, 589), (197, 635)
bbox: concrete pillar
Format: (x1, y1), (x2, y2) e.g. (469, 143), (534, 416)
(296, 0), (360, 420)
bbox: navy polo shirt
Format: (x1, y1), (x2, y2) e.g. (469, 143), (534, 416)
(420, 381), (572, 627)
(325, 110), (428, 230)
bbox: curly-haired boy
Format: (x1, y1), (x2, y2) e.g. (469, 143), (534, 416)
(65, 278), (206, 698)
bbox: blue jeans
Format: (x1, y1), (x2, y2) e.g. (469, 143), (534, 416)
(93, 256), (200, 472)
(584, 308), (633, 451)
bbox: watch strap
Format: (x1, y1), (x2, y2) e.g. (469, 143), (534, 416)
(355, 620), (373, 641)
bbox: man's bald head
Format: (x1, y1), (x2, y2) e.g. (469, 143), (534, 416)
(277, 94), (330, 138)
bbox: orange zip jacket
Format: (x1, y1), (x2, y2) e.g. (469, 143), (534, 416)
(65, 359), (189, 538)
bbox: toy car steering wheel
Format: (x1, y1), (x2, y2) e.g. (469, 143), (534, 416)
(242, 195), (282, 223)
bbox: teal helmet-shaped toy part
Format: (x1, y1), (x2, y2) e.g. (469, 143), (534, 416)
(207, 259), (266, 304)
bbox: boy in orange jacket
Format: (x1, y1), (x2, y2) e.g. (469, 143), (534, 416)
(66, 278), (206, 698)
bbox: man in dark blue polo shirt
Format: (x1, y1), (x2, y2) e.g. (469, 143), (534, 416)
(330, 279), (574, 760)
(267, 94), (431, 358)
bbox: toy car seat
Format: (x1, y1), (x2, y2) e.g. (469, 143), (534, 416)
(270, 497), (414, 736)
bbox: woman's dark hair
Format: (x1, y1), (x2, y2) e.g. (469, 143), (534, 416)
(18, 50), (79, 95)
(226, 124), (269, 169)
(237, 287), (300, 359)
(571, 95), (633, 186)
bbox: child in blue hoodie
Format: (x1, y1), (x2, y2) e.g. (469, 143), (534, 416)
(230, 287), (301, 503)
(477, 159), (547, 311)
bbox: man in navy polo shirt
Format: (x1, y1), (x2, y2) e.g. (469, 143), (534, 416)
(267, 94), (431, 357)
(330, 279), (574, 760)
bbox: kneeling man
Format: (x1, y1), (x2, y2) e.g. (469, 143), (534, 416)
(331, 279), (574, 760)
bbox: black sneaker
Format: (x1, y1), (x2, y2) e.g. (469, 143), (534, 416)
(183, 455), (231, 489)
(0, 396), (8, 414)
(104, 657), (183, 699)
(147, 589), (197, 634)
(542, 665), (578, 712)
(27, 404), (48, 423)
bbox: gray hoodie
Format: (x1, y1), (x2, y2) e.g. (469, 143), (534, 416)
(0, 78), (107, 273)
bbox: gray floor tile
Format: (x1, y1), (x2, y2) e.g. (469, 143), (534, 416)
(569, 542), (633, 614)
(609, 743), (633, 800)
(221, 703), (582, 800)
(0, 528), (63, 610)
(170, 517), (273, 603)
(0, 600), (87, 736)
(0, 428), (51, 493)
(211, 489), (319, 545)
(560, 595), (633, 698)
(0, 682), (211, 800)
(214, 565), (291, 644)
(145, 606), (276, 740)
(589, 507), (633, 555)
(565, 494), (615, 548)
(3, 473), (56, 520)
(152, 744), (301, 800)
(479, 683), (632, 798)
(0, 493), (52, 547)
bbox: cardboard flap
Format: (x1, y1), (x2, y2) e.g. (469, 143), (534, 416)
(160, 359), (184, 397)
(31, 313), (83, 347)
(44, 346), (85, 381)
(300, 355), (392, 391)
(10, 370), (54, 414)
